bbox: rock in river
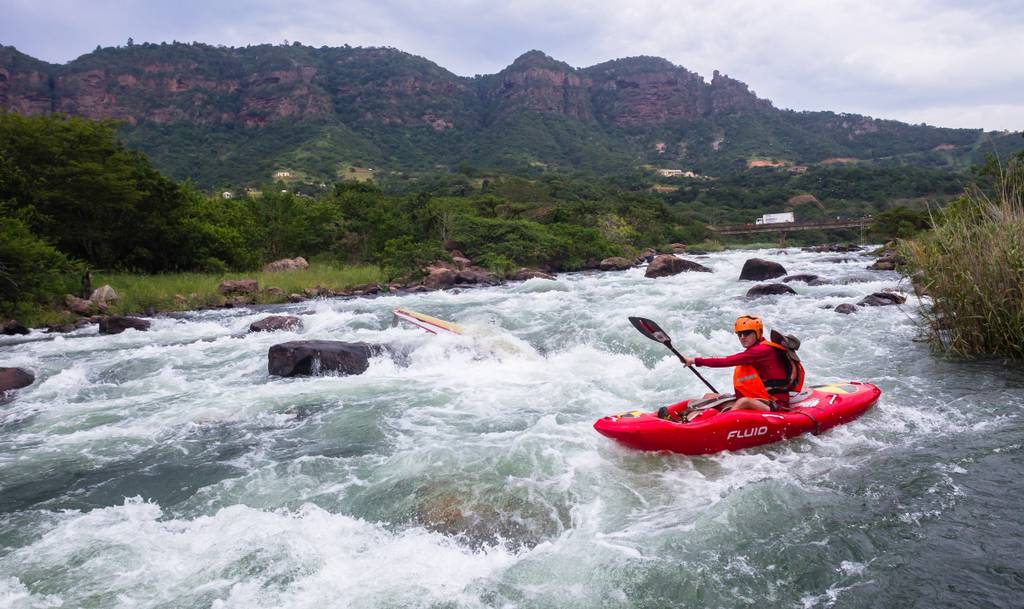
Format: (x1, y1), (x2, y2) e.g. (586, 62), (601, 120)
(1, 367), (34, 393)
(644, 255), (712, 278)
(99, 316), (151, 335)
(783, 274), (827, 285)
(268, 340), (385, 377)
(599, 257), (633, 271)
(858, 292), (906, 306)
(249, 315), (302, 333)
(746, 283), (797, 298)
(739, 258), (787, 281)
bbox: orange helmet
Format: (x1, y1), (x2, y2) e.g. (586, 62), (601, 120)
(734, 315), (763, 340)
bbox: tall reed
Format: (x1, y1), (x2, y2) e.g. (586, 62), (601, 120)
(902, 159), (1024, 358)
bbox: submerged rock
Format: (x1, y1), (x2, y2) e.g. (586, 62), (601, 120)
(0, 367), (34, 393)
(783, 274), (827, 285)
(739, 258), (786, 281)
(858, 292), (906, 306)
(99, 316), (151, 334)
(835, 303), (858, 314)
(2, 320), (30, 335)
(249, 315), (302, 333)
(509, 268), (555, 281)
(268, 340), (384, 377)
(644, 255), (712, 278)
(746, 283), (797, 298)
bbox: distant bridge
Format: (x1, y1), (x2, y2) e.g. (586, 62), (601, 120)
(711, 217), (870, 236)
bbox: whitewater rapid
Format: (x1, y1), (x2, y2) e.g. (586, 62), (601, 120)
(2, 248), (1022, 609)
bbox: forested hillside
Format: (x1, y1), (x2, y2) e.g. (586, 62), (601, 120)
(3, 43), (1019, 187)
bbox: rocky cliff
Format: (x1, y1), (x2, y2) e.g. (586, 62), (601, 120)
(1, 45), (773, 130)
(0, 43), (989, 184)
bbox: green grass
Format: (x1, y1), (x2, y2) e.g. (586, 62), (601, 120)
(93, 263), (383, 315)
(903, 160), (1024, 359)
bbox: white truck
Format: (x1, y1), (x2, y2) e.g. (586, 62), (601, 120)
(755, 212), (795, 225)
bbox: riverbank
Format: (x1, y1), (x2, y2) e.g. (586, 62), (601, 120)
(4, 240), (868, 332)
(9, 263), (382, 329)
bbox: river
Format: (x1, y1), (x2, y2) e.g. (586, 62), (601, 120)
(1, 248), (1022, 609)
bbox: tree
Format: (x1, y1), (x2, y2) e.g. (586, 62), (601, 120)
(0, 210), (77, 319)
(0, 113), (197, 271)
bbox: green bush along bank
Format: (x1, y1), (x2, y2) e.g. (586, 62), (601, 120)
(903, 157), (1024, 359)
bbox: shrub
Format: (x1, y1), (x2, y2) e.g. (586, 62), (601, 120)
(377, 236), (446, 282)
(477, 253), (515, 278)
(903, 159), (1024, 358)
(0, 214), (78, 320)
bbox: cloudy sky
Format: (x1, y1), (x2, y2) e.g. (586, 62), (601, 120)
(5, 0), (1023, 131)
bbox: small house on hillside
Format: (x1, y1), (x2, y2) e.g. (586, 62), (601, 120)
(657, 169), (699, 178)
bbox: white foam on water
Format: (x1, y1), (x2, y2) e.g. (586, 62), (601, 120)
(0, 498), (519, 609)
(512, 277), (570, 293)
(0, 577), (63, 609)
(2, 245), (1013, 607)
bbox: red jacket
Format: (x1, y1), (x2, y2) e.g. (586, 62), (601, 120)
(695, 342), (790, 401)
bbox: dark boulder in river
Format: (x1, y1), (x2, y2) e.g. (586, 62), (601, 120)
(746, 283), (797, 298)
(249, 315), (302, 333)
(0, 367), (34, 393)
(509, 268), (555, 281)
(644, 255), (712, 278)
(268, 340), (384, 377)
(835, 303), (858, 314)
(739, 258), (786, 281)
(858, 292), (906, 306)
(99, 316), (151, 334)
(599, 257), (633, 271)
(783, 274), (828, 285)
(2, 320), (30, 335)
(867, 256), (897, 271)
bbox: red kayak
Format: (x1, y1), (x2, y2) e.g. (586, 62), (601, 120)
(594, 382), (881, 455)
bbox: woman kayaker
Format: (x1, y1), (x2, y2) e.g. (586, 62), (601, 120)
(678, 315), (804, 419)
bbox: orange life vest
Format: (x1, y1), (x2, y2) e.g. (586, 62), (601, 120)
(732, 340), (805, 403)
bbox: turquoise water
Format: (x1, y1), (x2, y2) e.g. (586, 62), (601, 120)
(1, 248), (1021, 608)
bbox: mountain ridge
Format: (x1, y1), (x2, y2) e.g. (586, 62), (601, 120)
(1, 42), (1014, 186)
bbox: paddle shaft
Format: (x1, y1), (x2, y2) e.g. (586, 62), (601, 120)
(663, 340), (719, 394)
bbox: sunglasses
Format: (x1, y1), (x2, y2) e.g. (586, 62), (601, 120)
(736, 330), (756, 338)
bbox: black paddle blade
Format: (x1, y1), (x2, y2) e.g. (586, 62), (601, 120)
(628, 316), (672, 345)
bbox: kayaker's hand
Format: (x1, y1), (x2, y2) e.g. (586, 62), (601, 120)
(683, 355), (695, 367)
